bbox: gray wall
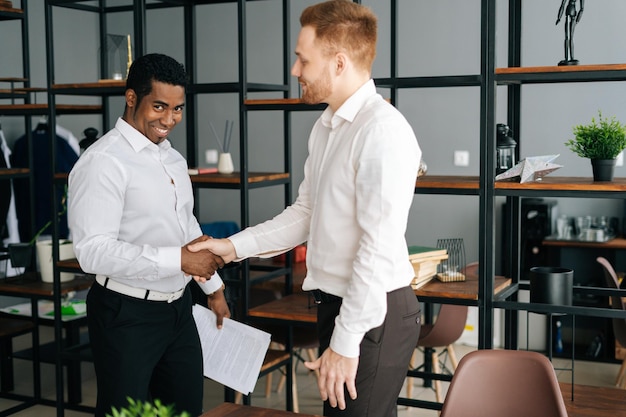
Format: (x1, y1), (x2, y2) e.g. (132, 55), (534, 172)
(2, 0), (626, 268)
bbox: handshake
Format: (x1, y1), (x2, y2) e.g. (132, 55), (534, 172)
(181, 235), (237, 281)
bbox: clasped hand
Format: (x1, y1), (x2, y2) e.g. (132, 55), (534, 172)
(185, 235), (237, 283)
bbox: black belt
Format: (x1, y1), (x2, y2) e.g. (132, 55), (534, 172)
(310, 289), (342, 305)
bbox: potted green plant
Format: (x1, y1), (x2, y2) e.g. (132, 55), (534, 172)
(107, 398), (191, 417)
(564, 111), (626, 181)
(7, 185), (71, 275)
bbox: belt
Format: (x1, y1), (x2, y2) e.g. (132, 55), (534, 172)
(95, 275), (185, 303)
(310, 289), (342, 305)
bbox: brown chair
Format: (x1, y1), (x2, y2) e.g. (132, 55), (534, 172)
(596, 256), (626, 388)
(440, 349), (568, 417)
(406, 263), (474, 402)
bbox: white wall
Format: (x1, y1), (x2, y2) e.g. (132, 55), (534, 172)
(2, 0), (626, 266)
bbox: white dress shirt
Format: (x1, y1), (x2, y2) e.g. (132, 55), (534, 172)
(68, 118), (223, 294)
(230, 80), (421, 358)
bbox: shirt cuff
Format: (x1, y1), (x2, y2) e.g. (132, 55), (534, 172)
(159, 246), (182, 277)
(197, 272), (224, 295)
(329, 323), (363, 358)
(229, 229), (258, 260)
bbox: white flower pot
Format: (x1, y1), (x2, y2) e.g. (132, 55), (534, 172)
(36, 239), (75, 283)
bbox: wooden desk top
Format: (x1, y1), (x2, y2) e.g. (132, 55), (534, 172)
(0, 273), (93, 297)
(414, 275), (512, 300)
(201, 403), (321, 417)
(415, 262), (512, 300)
(248, 292), (317, 324)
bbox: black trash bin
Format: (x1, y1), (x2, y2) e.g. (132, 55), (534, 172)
(529, 266), (573, 306)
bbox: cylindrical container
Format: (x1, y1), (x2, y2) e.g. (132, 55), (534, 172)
(36, 239), (75, 283)
(218, 152), (234, 174)
(529, 266), (573, 306)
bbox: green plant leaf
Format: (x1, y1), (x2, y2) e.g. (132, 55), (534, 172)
(565, 110), (626, 160)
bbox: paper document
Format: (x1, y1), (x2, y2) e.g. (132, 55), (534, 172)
(192, 304), (271, 395)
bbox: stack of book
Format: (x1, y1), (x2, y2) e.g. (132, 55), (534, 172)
(408, 245), (448, 289)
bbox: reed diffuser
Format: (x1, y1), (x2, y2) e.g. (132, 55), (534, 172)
(210, 120), (234, 174)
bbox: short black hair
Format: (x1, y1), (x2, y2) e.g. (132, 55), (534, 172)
(126, 53), (188, 107)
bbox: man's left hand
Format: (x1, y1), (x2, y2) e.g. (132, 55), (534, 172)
(304, 347), (358, 410)
(207, 288), (230, 329)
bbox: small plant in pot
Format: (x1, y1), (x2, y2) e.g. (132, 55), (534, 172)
(7, 186), (69, 273)
(564, 110), (626, 182)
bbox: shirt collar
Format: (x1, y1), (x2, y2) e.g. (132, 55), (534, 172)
(321, 79), (376, 129)
(115, 117), (171, 152)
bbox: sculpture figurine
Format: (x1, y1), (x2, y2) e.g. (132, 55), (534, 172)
(556, 0), (584, 66)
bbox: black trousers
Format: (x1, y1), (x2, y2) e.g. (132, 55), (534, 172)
(317, 286), (421, 417)
(87, 283), (204, 417)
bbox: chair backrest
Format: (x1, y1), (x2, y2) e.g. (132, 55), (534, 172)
(596, 257), (626, 347)
(417, 304), (468, 348)
(417, 262), (476, 348)
(440, 349), (568, 417)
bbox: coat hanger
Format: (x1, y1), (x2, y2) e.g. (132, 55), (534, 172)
(35, 116), (48, 132)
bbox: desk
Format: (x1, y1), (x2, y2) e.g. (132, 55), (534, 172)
(201, 402), (321, 417)
(248, 293), (316, 324)
(0, 273), (93, 406)
(249, 275), (514, 413)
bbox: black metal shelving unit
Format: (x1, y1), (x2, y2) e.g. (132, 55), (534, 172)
(41, 0), (305, 413)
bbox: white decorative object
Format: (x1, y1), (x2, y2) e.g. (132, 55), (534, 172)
(218, 153), (234, 174)
(495, 154), (562, 183)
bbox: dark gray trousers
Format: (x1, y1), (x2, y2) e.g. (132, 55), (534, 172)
(317, 286), (421, 417)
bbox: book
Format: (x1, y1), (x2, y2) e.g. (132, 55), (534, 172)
(411, 274), (435, 290)
(408, 245), (447, 261)
(413, 259), (440, 279)
(188, 167), (219, 175)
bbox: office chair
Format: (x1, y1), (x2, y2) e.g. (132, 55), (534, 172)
(440, 349), (568, 417)
(596, 256), (626, 388)
(406, 262), (475, 402)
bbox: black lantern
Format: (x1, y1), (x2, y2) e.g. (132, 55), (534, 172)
(496, 123), (517, 174)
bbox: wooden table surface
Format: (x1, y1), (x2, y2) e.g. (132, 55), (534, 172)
(248, 292), (317, 324)
(413, 275), (512, 300)
(201, 403), (321, 417)
(248, 261), (512, 322)
(0, 273), (93, 297)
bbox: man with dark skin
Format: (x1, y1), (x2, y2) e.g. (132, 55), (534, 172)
(68, 53), (229, 416)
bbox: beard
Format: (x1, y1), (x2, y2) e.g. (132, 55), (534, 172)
(300, 66), (332, 105)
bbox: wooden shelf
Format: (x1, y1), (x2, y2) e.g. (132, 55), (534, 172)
(414, 175), (479, 195)
(191, 172), (290, 189)
(413, 175), (626, 197)
(496, 64), (626, 84)
(51, 81), (126, 96)
(543, 237), (626, 250)
(0, 103), (102, 115)
(0, 167), (29, 177)
(244, 98), (326, 111)
(495, 176), (626, 198)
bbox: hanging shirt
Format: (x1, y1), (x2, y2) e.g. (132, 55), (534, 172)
(68, 117), (223, 294)
(230, 80), (421, 358)
(10, 127), (79, 241)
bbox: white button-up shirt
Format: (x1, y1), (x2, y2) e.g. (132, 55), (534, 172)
(230, 80), (421, 358)
(68, 118), (223, 294)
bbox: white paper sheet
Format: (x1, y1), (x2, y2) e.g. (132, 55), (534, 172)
(192, 304), (271, 395)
